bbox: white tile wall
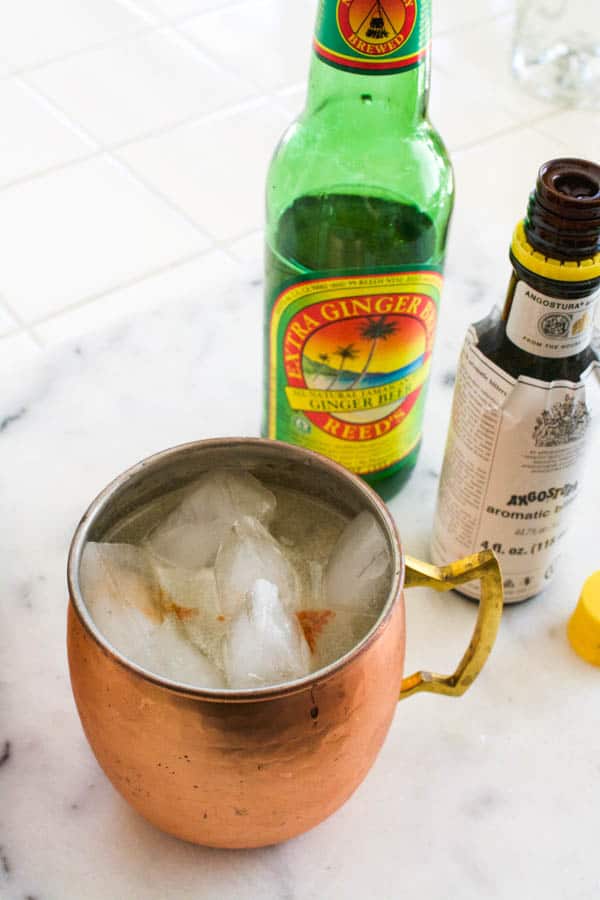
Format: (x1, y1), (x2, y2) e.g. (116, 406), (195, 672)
(433, 14), (552, 121)
(0, 303), (18, 338)
(118, 101), (290, 242)
(181, 0), (317, 92)
(130, 0), (235, 22)
(0, 55), (13, 79)
(447, 128), (570, 293)
(0, 0), (148, 70)
(275, 84), (307, 119)
(0, 333), (41, 377)
(432, 0), (513, 35)
(229, 230), (264, 284)
(33, 250), (236, 344)
(535, 110), (600, 162)
(0, 78), (93, 187)
(429, 64), (518, 152)
(27, 30), (254, 146)
(452, 128), (569, 238)
(229, 231), (264, 266)
(0, 155), (208, 323)
(0, 0), (594, 357)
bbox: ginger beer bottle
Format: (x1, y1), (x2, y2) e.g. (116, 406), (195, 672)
(263, 0), (453, 497)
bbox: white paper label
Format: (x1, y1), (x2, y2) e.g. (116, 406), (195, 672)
(506, 280), (599, 358)
(431, 322), (600, 603)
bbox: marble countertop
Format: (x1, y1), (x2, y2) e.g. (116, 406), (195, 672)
(2, 1), (600, 898)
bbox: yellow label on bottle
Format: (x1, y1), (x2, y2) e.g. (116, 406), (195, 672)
(267, 270), (442, 476)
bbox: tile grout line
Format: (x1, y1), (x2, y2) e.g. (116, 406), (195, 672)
(528, 121), (574, 152)
(0, 151), (100, 195)
(165, 19), (311, 120)
(433, 7), (513, 41)
(0, 4), (525, 345)
(218, 242), (250, 267)
(166, 0), (260, 31)
(111, 0), (163, 26)
(17, 74), (219, 246)
(0, 20), (157, 85)
(450, 108), (569, 156)
(0, 327), (22, 342)
(0, 0), (254, 85)
(138, 24), (285, 254)
(172, 23), (303, 120)
(14, 49), (287, 259)
(0, 3), (507, 90)
(19, 222), (264, 342)
(3, 13), (532, 200)
(0, 4), (524, 350)
(111, 0), (165, 23)
(112, 0), (166, 21)
(0, 295), (45, 349)
(15, 75), (99, 148)
(8, 61), (284, 190)
(0, 88), (275, 197)
(1, 59), (267, 342)
(27, 248), (215, 339)
(111, 94), (272, 145)
(4, 0), (499, 100)
(172, 23), (272, 104)
(113, 0), (248, 30)
(16, 73), (104, 151)
(123, 0), (507, 43)
(0, 297), (23, 342)
(108, 150), (217, 240)
(3, 74), (253, 339)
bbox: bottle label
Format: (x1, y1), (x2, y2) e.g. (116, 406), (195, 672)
(267, 270), (442, 477)
(506, 280), (600, 358)
(314, 0), (430, 74)
(431, 320), (600, 603)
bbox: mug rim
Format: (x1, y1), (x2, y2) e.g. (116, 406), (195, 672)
(67, 437), (405, 702)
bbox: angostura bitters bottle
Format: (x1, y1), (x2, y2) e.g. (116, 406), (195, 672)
(263, 0), (454, 497)
(432, 159), (600, 604)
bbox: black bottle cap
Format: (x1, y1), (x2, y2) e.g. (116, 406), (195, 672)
(525, 158), (600, 261)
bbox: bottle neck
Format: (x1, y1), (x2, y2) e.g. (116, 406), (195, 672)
(503, 263), (600, 360)
(307, 0), (431, 125)
(480, 160), (600, 375)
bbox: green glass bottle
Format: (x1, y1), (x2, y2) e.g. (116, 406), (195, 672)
(263, 0), (454, 497)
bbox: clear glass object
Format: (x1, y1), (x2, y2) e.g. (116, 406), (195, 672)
(513, 0), (600, 108)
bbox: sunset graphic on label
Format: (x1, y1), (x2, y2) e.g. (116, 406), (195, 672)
(284, 307), (432, 440)
(268, 272), (442, 473)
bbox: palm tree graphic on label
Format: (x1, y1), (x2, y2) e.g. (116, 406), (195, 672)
(327, 344), (360, 389)
(348, 316), (399, 389)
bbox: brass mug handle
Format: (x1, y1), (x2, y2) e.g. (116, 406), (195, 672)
(399, 550), (503, 701)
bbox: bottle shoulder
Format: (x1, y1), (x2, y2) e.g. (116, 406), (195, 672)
(267, 109), (453, 223)
(272, 106), (450, 167)
(476, 317), (598, 381)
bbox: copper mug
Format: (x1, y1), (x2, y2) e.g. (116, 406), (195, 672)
(67, 438), (503, 849)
